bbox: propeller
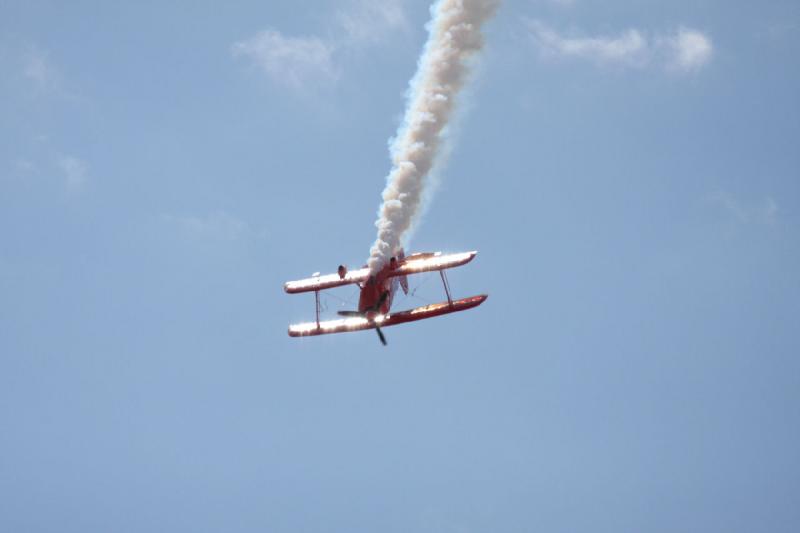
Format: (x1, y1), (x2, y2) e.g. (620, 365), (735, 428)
(337, 290), (390, 346)
(375, 326), (387, 346)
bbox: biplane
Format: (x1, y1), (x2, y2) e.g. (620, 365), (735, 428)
(284, 250), (487, 345)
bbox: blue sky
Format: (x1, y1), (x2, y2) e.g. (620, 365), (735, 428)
(2, 1), (799, 531)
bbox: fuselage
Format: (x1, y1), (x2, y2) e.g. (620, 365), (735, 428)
(357, 266), (398, 316)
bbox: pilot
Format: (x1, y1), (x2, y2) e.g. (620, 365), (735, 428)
(389, 256), (397, 269)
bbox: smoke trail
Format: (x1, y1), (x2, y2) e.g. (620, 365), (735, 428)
(367, 0), (500, 273)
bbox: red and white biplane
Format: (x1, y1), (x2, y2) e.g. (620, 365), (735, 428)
(284, 250), (487, 345)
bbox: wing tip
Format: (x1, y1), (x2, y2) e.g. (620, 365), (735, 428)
(284, 283), (304, 294)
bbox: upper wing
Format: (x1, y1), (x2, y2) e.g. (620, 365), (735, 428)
(284, 266), (371, 294)
(284, 250), (477, 294)
(388, 251), (477, 278)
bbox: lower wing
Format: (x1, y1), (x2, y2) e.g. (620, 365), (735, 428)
(288, 294), (487, 337)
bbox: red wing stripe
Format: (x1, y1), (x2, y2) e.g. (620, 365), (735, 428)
(380, 295), (487, 327)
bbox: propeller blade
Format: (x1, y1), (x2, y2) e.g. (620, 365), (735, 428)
(375, 326), (387, 346)
(337, 310), (363, 317)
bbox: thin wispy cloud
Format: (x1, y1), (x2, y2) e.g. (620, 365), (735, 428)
(232, 0), (409, 89)
(529, 20), (648, 67)
(527, 20), (713, 73)
(336, 0), (409, 45)
(542, 0), (576, 7)
(162, 211), (260, 241)
(57, 155), (88, 190)
(231, 30), (338, 89)
(659, 27), (713, 72)
(16, 44), (83, 102)
(22, 47), (61, 92)
(711, 191), (779, 226)
(23, 48), (54, 87)
(15, 159), (36, 174)
(763, 20), (800, 40)
(2, 158), (35, 182)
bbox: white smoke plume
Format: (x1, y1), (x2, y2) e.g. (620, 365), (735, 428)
(367, 0), (500, 273)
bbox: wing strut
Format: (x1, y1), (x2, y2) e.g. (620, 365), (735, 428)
(315, 290), (321, 328)
(440, 270), (453, 307)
